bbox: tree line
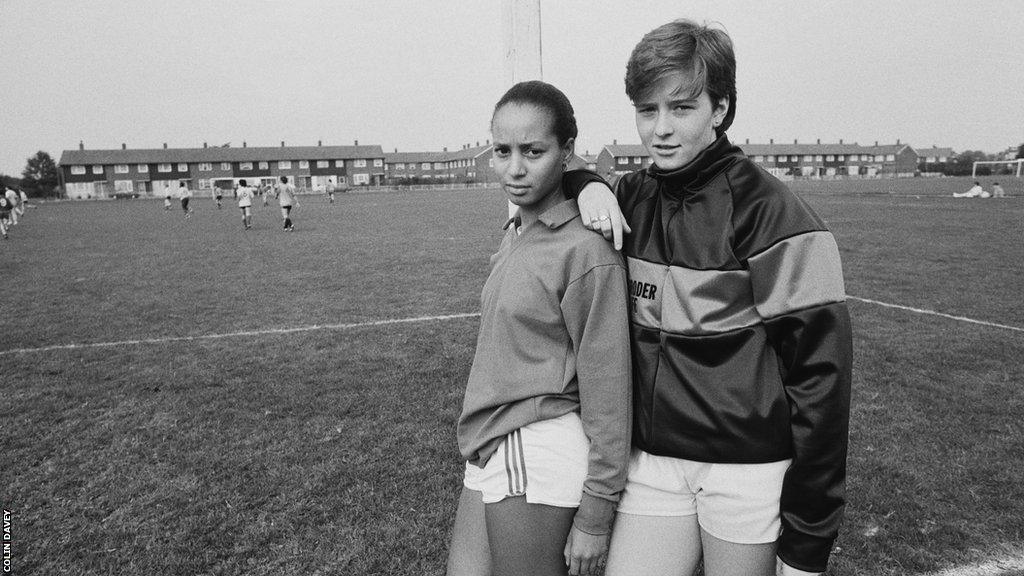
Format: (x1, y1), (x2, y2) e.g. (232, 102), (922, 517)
(0, 151), (60, 198)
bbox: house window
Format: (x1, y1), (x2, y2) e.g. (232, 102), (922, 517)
(336, 160), (345, 168)
(240, 162), (253, 171)
(317, 160), (329, 168)
(258, 162), (269, 170)
(767, 156), (775, 163)
(199, 163), (213, 171)
(826, 155), (835, 162)
(396, 163), (406, 170)
(617, 157), (628, 164)
(353, 173), (370, 185)
(354, 159), (367, 168)
(115, 164), (129, 174)
(886, 154), (895, 161)
(278, 161), (292, 169)
(422, 162), (431, 170)
(158, 163), (172, 172)
(803, 155), (813, 161)
(177, 163), (188, 171)
(198, 179), (210, 189)
(138, 164), (149, 173)
(92, 165), (104, 174)
(373, 158), (383, 167)
(837, 155), (845, 162)
(114, 180), (133, 192)
(874, 155), (884, 162)
(433, 162), (444, 170)
(753, 156), (763, 162)
(220, 162), (231, 170)
(814, 155), (823, 162)
(299, 160), (309, 169)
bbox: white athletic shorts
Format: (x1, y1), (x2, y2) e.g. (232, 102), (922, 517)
(463, 412), (588, 508)
(617, 449), (791, 544)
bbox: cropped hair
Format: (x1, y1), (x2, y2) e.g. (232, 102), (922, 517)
(625, 19), (737, 137)
(280, 176), (288, 183)
(492, 80), (578, 145)
(239, 179), (247, 186)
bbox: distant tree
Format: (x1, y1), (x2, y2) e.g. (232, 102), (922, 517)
(948, 150), (991, 176)
(21, 151), (60, 198)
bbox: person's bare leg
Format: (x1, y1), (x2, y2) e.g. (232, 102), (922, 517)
(485, 497), (575, 576)
(701, 529), (776, 576)
(446, 487), (491, 576)
(604, 513), (702, 576)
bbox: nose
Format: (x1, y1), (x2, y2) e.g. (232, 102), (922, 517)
(653, 109), (673, 138)
(508, 152), (527, 177)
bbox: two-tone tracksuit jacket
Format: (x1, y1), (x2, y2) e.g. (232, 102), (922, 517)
(566, 135), (853, 572)
(457, 199), (633, 536)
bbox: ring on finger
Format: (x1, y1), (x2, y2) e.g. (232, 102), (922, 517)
(599, 214), (610, 221)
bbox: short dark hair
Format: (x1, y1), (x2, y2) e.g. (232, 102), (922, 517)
(239, 179), (247, 186)
(492, 80), (578, 145)
(625, 19), (737, 137)
(280, 176), (288, 183)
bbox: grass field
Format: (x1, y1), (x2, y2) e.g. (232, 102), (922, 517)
(1, 177), (1022, 575)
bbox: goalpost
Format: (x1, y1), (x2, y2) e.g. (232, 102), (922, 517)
(972, 159), (1024, 178)
(502, 0), (543, 218)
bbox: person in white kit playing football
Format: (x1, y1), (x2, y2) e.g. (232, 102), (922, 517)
(235, 179), (254, 230)
(276, 176), (298, 231)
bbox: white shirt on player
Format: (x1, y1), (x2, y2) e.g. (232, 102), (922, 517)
(236, 186), (254, 208)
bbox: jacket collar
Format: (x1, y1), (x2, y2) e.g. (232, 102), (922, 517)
(645, 135), (741, 190)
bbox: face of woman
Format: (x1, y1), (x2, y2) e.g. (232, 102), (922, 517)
(491, 103), (573, 217)
(634, 73), (728, 172)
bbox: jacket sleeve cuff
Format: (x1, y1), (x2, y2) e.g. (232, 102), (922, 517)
(572, 492), (618, 535)
(777, 531), (836, 573)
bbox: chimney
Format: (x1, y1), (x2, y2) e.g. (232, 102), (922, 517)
(817, 138), (821, 145)
(770, 138), (774, 144)
(354, 139), (359, 146)
(394, 147), (397, 153)
(163, 142), (168, 149)
(875, 140), (878, 146)
(745, 138), (749, 145)
(794, 139), (798, 144)
(79, 140), (84, 150)
(122, 143), (126, 150)
(613, 139), (617, 145)
(318, 140), (322, 146)
(486, 139), (490, 145)
(243, 141), (247, 148)
(443, 146), (448, 152)
(896, 138), (900, 145)
(839, 138), (843, 144)
(281, 141), (285, 147)
(203, 142), (208, 148)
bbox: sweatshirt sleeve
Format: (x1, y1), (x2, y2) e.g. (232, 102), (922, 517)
(560, 260), (633, 535)
(747, 226), (853, 573)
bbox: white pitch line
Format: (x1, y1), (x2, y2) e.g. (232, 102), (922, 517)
(848, 295), (1024, 333)
(0, 312), (481, 356)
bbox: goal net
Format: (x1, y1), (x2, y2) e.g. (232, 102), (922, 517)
(972, 159), (1024, 177)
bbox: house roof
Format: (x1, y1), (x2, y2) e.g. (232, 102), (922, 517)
(738, 143), (866, 156)
(914, 147), (955, 158)
(385, 144), (493, 164)
(59, 144), (386, 166)
(602, 144), (647, 157)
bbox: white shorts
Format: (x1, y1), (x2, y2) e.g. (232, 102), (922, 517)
(463, 412), (588, 508)
(617, 449), (791, 544)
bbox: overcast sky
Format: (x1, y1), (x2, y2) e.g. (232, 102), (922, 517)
(1, 0), (1021, 175)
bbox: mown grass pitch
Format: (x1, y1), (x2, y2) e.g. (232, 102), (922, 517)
(1, 180), (1022, 575)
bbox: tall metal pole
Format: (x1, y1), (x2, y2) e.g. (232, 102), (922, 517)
(501, 0), (542, 218)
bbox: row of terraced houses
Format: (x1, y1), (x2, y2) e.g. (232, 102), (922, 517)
(58, 138), (956, 199)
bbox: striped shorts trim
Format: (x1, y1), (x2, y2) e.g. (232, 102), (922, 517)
(463, 412), (587, 507)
